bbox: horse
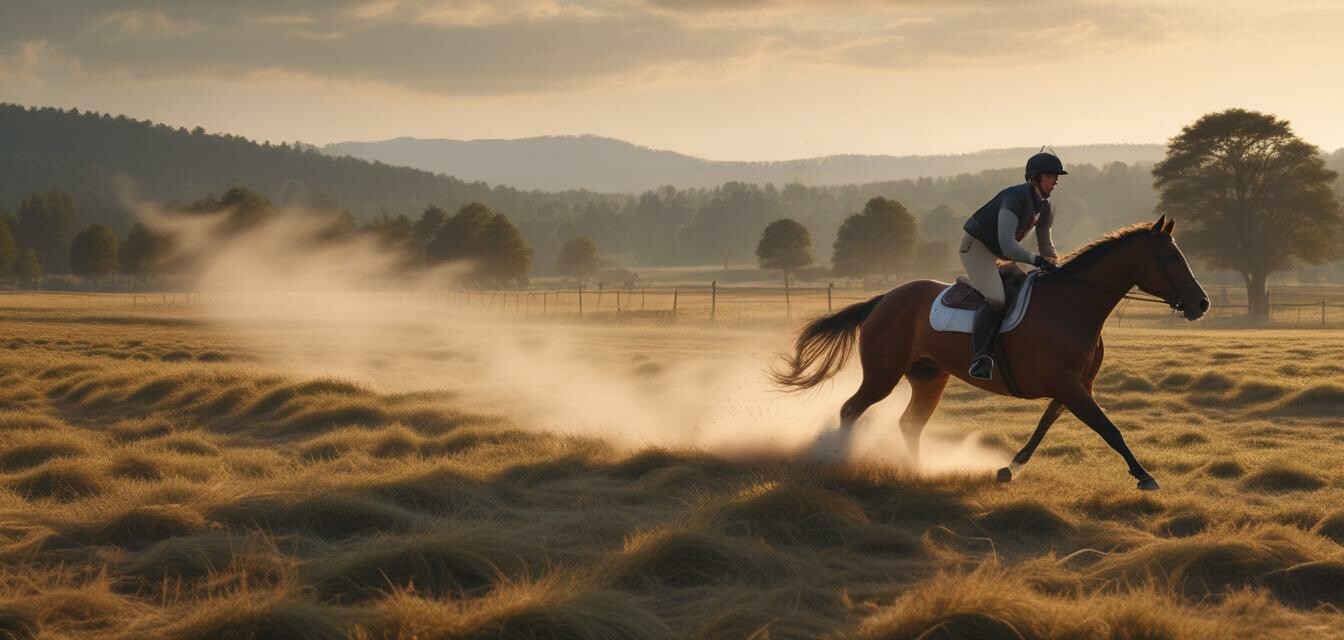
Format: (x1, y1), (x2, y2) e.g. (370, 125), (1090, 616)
(773, 216), (1208, 490)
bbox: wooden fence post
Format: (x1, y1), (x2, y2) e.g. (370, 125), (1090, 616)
(672, 287), (679, 322)
(827, 283), (833, 311)
(642, 288), (646, 310)
(711, 281), (717, 323)
(578, 287), (584, 319)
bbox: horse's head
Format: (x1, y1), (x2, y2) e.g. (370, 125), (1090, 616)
(1135, 215), (1208, 321)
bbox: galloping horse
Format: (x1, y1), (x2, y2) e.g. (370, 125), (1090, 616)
(774, 216), (1208, 490)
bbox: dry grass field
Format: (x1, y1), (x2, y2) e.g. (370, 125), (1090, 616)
(3, 291), (1344, 639)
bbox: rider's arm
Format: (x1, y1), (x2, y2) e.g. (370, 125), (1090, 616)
(1035, 210), (1057, 261)
(996, 204), (1037, 264)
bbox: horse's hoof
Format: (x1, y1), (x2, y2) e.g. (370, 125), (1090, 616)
(996, 467), (1013, 483)
(1137, 477), (1160, 491)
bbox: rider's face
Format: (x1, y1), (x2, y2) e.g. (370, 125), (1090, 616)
(1036, 173), (1059, 197)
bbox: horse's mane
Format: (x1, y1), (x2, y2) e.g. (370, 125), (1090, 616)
(1054, 222), (1154, 274)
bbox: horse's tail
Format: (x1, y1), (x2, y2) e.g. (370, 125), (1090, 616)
(771, 295), (884, 391)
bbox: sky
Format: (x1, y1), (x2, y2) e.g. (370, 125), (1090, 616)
(2, 0), (1342, 161)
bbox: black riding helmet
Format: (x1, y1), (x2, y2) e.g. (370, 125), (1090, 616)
(1025, 152), (1068, 181)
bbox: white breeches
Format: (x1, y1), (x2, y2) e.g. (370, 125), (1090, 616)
(959, 232), (1005, 310)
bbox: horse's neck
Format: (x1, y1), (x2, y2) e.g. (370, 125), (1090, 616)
(1060, 243), (1143, 325)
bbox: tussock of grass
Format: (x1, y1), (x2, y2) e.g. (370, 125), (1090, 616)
(0, 605), (38, 640)
(1312, 511), (1344, 545)
(1203, 459), (1245, 479)
(154, 433), (222, 456)
(118, 532), (287, 588)
(606, 527), (791, 591)
(308, 526), (536, 602)
(703, 482), (871, 547)
(362, 468), (492, 515)
(125, 375), (188, 405)
(76, 504), (211, 548)
(1229, 381), (1290, 405)
(197, 385), (254, 417)
(0, 434), (88, 472)
(1156, 511), (1210, 538)
(977, 500), (1076, 538)
(371, 425), (423, 458)
(1240, 462), (1327, 493)
(1171, 430), (1209, 446)
(1188, 372), (1236, 393)
(0, 411), (68, 433)
(367, 582), (674, 640)
(8, 460), (106, 502)
(1267, 384), (1344, 416)
(108, 416), (177, 442)
(13, 584), (149, 636)
(278, 401), (390, 434)
(609, 448), (731, 481)
(209, 490), (420, 539)
(1089, 526), (1329, 603)
(1073, 492), (1165, 521)
(1260, 560), (1344, 608)
(152, 590), (358, 640)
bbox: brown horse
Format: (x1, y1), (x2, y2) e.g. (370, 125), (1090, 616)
(774, 216), (1208, 490)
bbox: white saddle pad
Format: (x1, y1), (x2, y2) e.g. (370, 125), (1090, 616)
(929, 272), (1038, 334)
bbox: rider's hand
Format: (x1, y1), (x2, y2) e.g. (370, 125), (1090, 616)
(1033, 255), (1058, 272)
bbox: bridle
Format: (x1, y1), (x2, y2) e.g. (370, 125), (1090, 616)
(1047, 233), (1194, 312)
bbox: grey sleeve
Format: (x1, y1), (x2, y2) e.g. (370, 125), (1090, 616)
(1035, 214), (1057, 261)
(996, 204), (1037, 264)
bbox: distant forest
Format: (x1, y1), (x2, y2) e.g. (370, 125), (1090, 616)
(4, 104), (1342, 277)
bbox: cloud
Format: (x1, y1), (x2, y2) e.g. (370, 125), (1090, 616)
(0, 1), (1210, 96)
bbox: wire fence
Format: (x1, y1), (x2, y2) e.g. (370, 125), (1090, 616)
(103, 281), (1344, 329)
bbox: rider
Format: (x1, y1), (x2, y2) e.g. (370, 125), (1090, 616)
(959, 151), (1066, 380)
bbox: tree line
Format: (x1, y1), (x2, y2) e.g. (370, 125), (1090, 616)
(3, 104), (1342, 318)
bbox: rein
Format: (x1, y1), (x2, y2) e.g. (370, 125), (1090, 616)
(1045, 268), (1176, 307)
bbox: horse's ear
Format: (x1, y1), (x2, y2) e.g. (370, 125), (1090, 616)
(1152, 215), (1166, 232)
(1163, 218), (1176, 234)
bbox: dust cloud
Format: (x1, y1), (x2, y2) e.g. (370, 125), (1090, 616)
(136, 202), (1007, 473)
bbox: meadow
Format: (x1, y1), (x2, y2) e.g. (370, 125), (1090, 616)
(2, 291), (1344, 639)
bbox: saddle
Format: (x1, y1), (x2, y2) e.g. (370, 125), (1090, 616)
(941, 263), (1030, 312)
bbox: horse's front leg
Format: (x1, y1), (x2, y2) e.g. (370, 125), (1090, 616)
(996, 400), (1066, 483)
(1057, 384), (1158, 490)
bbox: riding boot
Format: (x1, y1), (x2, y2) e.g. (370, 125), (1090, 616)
(968, 303), (1003, 381)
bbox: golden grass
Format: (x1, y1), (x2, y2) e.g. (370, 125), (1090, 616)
(1, 294), (1344, 638)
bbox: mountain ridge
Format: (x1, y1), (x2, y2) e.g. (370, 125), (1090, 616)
(323, 135), (1168, 192)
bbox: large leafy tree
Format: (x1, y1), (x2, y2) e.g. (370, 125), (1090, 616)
(69, 224), (119, 279)
(831, 197), (917, 278)
(1153, 109), (1343, 318)
(755, 218), (813, 285)
(120, 222), (174, 281)
(427, 203), (533, 287)
(555, 236), (600, 282)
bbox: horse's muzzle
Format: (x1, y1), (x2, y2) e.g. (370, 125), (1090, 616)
(1173, 297), (1209, 321)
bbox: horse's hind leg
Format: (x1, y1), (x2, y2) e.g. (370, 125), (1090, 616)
(900, 367), (949, 468)
(997, 400), (1066, 482)
(839, 376), (898, 431)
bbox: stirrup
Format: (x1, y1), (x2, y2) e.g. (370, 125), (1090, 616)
(969, 355), (994, 380)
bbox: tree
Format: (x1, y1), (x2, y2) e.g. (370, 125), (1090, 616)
(832, 197), (917, 279)
(555, 236), (600, 282)
(181, 186), (275, 237)
(756, 218), (813, 284)
(14, 249), (41, 287)
(15, 189), (78, 273)
(69, 224), (119, 279)
(1153, 109), (1344, 319)
(477, 214), (532, 287)
(426, 203), (533, 287)
(0, 218), (16, 279)
(919, 204), (961, 244)
(914, 240), (950, 275)
(121, 222), (174, 281)
(412, 204), (449, 259)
